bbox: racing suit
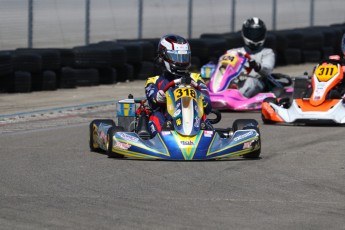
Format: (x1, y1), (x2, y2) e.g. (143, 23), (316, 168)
(328, 55), (345, 97)
(145, 71), (212, 137)
(226, 46), (275, 98)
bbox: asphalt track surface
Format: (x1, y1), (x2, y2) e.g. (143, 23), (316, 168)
(0, 64), (344, 230)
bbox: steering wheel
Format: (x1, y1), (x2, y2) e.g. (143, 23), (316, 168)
(238, 51), (254, 75)
(163, 76), (201, 93)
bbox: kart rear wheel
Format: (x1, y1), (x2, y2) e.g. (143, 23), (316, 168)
(89, 119), (115, 152)
(107, 126), (125, 158)
(232, 119), (261, 159)
(242, 126), (261, 159)
(232, 119), (259, 131)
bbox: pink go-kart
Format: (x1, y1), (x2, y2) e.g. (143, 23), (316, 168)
(200, 51), (293, 111)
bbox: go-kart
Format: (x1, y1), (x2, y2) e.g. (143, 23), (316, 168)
(200, 51), (293, 111)
(261, 59), (345, 125)
(89, 75), (261, 160)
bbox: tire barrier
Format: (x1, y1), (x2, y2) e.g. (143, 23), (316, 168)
(0, 23), (344, 93)
(7, 71), (32, 93)
(116, 63), (134, 82)
(59, 67), (77, 89)
(0, 51), (13, 92)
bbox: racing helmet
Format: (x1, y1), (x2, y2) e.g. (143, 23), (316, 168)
(157, 34), (191, 75)
(341, 33), (345, 57)
(242, 17), (267, 51)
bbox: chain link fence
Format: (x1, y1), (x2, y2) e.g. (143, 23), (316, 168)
(0, 0), (344, 50)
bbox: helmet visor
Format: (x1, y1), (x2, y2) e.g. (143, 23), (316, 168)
(243, 27), (266, 43)
(166, 50), (191, 64)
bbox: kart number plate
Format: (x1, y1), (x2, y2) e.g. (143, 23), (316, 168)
(174, 88), (197, 101)
(116, 103), (136, 117)
(315, 64), (339, 82)
(221, 53), (239, 67)
(204, 67), (212, 78)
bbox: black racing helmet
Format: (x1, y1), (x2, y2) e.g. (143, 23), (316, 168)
(242, 17), (267, 51)
(157, 34), (191, 75)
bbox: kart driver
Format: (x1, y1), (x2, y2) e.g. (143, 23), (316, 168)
(325, 33), (345, 97)
(225, 17), (275, 98)
(145, 34), (212, 137)
(329, 32), (345, 69)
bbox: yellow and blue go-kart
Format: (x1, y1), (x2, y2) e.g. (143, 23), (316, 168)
(89, 75), (261, 160)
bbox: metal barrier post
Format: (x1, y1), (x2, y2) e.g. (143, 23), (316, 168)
(138, 0), (143, 39)
(28, 0), (33, 48)
(272, 0), (277, 30)
(310, 0), (315, 26)
(231, 0), (236, 32)
(188, 0), (193, 38)
(85, 0), (90, 45)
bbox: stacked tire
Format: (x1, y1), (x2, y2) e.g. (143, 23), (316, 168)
(15, 48), (61, 91)
(0, 51), (31, 93)
(117, 40), (156, 80)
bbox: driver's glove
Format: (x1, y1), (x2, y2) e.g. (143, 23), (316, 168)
(202, 96), (212, 114)
(249, 60), (261, 72)
(202, 98), (208, 108)
(156, 90), (166, 103)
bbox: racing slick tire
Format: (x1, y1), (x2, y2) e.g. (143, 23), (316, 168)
(261, 98), (278, 125)
(232, 119), (259, 131)
(89, 119), (115, 152)
(232, 119), (261, 159)
(107, 126), (125, 158)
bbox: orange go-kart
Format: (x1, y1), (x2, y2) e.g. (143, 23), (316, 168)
(261, 59), (345, 125)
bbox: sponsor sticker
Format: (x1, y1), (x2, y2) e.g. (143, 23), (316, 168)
(174, 109), (181, 117)
(233, 131), (253, 142)
(194, 117), (200, 127)
(115, 142), (131, 150)
(243, 141), (254, 149)
(204, 130), (213, 137)
(256, 95), (267, 101)
(99, 131), (107, 140)
(119, 133), (139, 142)
(150, 124), (156, 133)
(161, 131), (171, 136)
(180, 140), (194, 145)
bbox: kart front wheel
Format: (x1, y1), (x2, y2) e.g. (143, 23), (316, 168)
(107, 126), (125, 158)
(89, 119), (115, 152)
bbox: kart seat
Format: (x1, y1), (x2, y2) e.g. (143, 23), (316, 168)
(137, 113), (150, 140)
